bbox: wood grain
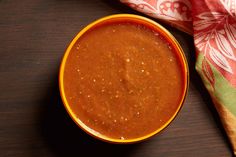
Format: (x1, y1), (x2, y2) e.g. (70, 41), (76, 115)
(0, 0), (233, 156)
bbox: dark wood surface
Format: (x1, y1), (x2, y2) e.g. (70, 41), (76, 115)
(0, 0), (233, 156)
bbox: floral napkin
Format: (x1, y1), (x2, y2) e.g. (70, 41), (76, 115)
(121, 0), (236, 155)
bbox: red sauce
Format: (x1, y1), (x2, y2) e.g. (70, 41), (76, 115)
(63, 22), (185, 140)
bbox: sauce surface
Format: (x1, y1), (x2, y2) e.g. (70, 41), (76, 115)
(63, 22), (185, 140)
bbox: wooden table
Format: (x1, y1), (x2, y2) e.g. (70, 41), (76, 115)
(0, 0), (233, 156)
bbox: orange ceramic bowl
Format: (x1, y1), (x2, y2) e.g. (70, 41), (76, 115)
(59, 14), (189, 144)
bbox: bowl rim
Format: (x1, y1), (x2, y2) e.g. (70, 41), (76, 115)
(59, 14), (189, 144)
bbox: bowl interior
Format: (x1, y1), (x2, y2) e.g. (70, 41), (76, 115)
(59, 14), (189, 143)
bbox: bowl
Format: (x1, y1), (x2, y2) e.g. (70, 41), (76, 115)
(59, 14), (189, 144)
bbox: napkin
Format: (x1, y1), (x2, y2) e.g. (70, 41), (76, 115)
(121, 0), (236, 155)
